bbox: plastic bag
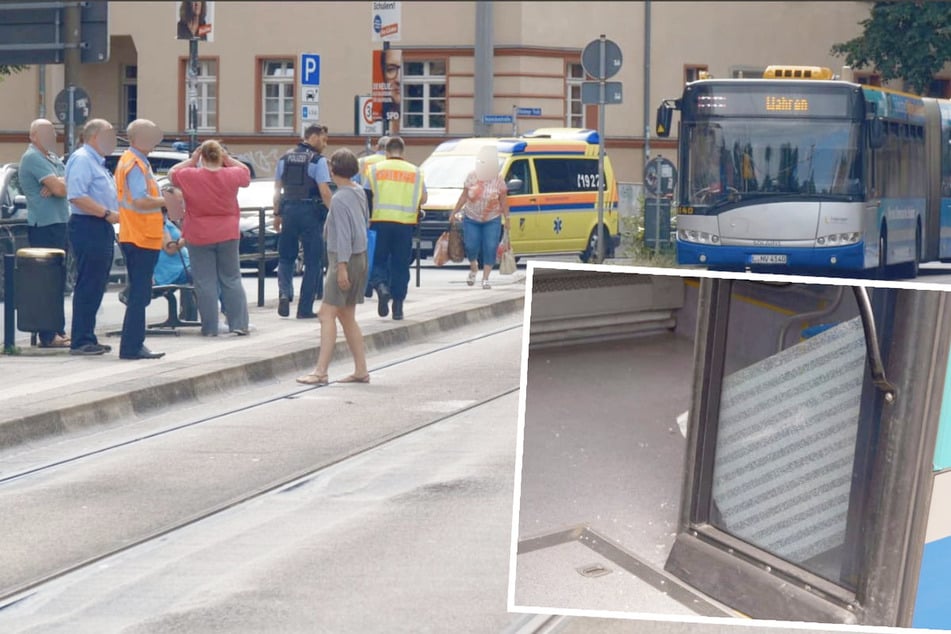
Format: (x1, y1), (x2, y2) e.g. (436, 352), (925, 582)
(433, 231), (450, 266)
(498, 230), (517, 275)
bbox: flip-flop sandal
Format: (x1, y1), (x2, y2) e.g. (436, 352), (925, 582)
(40, 336), (71, 348)
(296, 373), (329, 386)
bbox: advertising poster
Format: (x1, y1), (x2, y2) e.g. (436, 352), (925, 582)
(372, 48), (402, 123)
(176, 1), (215, 41)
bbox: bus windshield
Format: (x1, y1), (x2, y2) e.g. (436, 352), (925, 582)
(683, 120), (863, 210)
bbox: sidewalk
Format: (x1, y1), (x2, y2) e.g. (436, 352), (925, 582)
(0, 267), (526, 450)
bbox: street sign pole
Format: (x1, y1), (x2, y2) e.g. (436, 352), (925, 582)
(187, 37), (199, 151)
(67, 85), (75, 155)
(381, 40), (390, 137)
(596, 36), (606, 263)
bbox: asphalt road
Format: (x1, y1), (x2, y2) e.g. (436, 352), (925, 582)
(0, 317), (523, 632)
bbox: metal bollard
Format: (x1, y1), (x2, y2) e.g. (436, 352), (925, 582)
(3, 254), (15, 353)
(257, 206), (266, 307)
(415, 222), (421, 288)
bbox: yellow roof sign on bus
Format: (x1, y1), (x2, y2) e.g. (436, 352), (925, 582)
(763, 65), (834, 80)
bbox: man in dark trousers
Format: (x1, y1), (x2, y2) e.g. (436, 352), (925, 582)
(65, 119), (120, 356)
(364, 137), (427, 321)
(272, 124), (332, 318)
(19, 118), (70, 348)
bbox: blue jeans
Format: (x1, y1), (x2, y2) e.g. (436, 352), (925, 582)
(68, 214), (114, 349)
(277, 201), (324, 312)
(368, 221), (414, 301)
(119, 243), (159, 356)
(463, 216), (502, 268)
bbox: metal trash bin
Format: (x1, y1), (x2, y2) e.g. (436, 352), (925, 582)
(14, 247), (66, 334)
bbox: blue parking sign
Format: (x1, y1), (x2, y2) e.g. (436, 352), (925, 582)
(301, 54), (320, 86)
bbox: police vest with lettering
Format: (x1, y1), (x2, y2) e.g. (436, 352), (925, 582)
(116, 150), (163, 250)
(281, 143), (323, 203)
(367, 159), (424, 225)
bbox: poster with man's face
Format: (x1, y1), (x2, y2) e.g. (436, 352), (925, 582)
(372, 49), (402, 123)
(176, 1), (215, 41)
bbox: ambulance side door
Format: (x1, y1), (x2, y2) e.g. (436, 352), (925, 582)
(502, 158), (540, 254)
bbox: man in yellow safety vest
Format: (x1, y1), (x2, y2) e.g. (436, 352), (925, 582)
(356, 135), (388, 186)
(364, 136), (427, 321)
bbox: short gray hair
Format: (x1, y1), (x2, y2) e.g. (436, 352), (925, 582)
(376, 136), (390, 151)
(126, 118), (161, 144)
(82, 119), (114, 143)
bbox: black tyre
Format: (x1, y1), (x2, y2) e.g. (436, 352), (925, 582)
(581, 226), (611, 263)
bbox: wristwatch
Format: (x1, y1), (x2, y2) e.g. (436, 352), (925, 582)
(102, 209), (112, 220)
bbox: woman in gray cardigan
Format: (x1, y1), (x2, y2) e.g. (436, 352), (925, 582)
(297, 148), (370, 385)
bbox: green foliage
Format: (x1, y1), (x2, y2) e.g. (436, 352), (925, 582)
(831, 2), (951, 95)
(0, 65), (27, 82)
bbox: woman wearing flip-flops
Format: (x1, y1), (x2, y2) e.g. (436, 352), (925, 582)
(297, 148), (371, 386)
(451, 145), (510, 289)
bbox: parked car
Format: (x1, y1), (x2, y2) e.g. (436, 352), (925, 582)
(0, 164), (31, 300)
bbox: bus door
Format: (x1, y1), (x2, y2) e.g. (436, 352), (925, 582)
(665, 277), (951, 628)
(503, 158), (540, 253)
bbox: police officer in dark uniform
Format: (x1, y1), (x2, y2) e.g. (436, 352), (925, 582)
(272, 124), (333, 318)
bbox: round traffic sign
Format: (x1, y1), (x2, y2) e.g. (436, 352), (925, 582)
(362, 97), (375, 125)
(54, 87), (92, 126)
(644, 156), (677, 197)
(581, 38), (622, 80)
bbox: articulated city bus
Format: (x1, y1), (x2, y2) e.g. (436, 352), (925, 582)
(655, 66), (951, 278)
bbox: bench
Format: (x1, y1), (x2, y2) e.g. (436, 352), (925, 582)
(112, 283), (201, 337)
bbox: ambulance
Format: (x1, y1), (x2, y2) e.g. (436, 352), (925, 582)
(417, 128), (619, 262)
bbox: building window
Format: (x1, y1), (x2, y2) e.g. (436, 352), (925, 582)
(855, 72), (882, 87)
(928, 78), (949, 98)
(182, 58), (218, 132)
(402, 59), (446, 131)
(684, 64), (709, 83)
(566, 63), (585, 128)
(121, 65), (137, 126)
(261, 59), (295, 132)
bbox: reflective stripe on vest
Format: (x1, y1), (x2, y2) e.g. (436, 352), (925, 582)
(116, 150), (164, 249)
(368, 159), (423, 224)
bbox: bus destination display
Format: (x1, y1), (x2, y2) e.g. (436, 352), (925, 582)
(688, 85), (858, 118)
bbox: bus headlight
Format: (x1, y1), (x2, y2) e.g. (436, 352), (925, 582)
(678, 229), (721, 244)
(816, 232), (861, 247)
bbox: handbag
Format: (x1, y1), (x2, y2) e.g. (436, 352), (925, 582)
(499, 229), (517, 275)
(433, 231), (450, 266)
(448, 223), (466, 263)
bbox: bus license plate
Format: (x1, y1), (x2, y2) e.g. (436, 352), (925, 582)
(750, 254), (788, 265)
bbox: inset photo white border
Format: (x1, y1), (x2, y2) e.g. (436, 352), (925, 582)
(507, 260), (951, 634)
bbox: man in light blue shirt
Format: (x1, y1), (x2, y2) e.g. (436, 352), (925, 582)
(19, 118), (70, 347)
(65, 118), (119, 356)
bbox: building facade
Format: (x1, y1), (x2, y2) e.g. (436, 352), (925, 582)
(0, 1), (889, 183)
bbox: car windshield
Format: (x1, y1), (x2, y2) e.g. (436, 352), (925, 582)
(420, 154), (504, 189)
(683, 120), (863, 210)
